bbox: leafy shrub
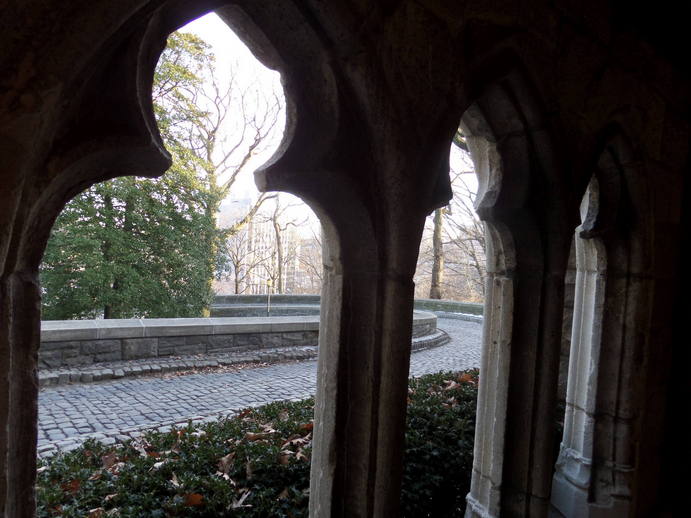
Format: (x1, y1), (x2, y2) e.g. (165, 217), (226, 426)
(401, 370), (478, 517)
(37, 371), (478, 517)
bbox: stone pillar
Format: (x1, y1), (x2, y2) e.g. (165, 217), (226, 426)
(0, 272), (41, 518)
(462, 89), (575, 518)
(557, 241), (577, 405)
(254, 173), (433, 518)
(550, 229), (609, 517)
(465, 223), (515, 517)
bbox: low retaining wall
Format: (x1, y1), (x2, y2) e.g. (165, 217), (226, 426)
(413, 298), (484, 316)
(211, 295), (484, 319)
(40, 311), (437, 369)
(211, 305), (320, 317)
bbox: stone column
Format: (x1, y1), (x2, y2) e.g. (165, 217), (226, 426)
(550, 229), (609, 517)
(0, 272), (41, 518)
(465, 223), (515, 517)
(462, 89), (575, 518)
(254, 171), (432, 518)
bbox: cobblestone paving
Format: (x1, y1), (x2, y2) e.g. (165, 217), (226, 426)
(38, 318), (481, 456)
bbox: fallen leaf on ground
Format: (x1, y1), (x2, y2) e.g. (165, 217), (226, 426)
(281, 432), (311, 449)
(87, 508), (105, 518)
(278, 451), (293, 465)
(443, 380), (460, 391)
(61, 479), (80, 494)
(217, 452), (235, 474)
(299, 422), (314, 432)
(183, 493), (204, 507)
(296, 449), (310, 462)
(244, 432), (271, 441)
(458, 373), (474, 384)
(151, 459), (171, 470)
(101, 452), (118, 469)
(231, 490), (252, 508)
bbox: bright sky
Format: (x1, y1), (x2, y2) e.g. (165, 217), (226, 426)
(179, 12), (478, 233)
(180, 13), (284, 199)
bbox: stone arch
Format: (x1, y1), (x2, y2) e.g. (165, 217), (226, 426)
(458, 58), (581, 517)
(550, 126), (657, 516)
(2, 3), (687, 517)
(587, 130), (654, 513)
(0, 3), (343, 515)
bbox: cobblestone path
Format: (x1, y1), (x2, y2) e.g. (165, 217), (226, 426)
(38, 318), (481, 456)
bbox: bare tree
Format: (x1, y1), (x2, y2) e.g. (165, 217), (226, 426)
(415, 131), (487, 302)
(429, 207), (445, 299)
(442, 172), (486, 300)
(157, 46), (283, 233)
(260, 195), (307, 294)
(217, 227), (271, 294)
(296, 227), (323, 293)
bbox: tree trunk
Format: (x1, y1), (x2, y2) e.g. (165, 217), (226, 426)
(429, 207), (444, 299)
(102, 193), (117, 319)
(234, 265), (241, 294)
(273, 218), (284, 294)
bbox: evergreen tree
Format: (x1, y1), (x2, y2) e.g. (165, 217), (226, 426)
(41, 33), (221, 319)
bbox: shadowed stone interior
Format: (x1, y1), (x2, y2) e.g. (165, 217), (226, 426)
(1, 1), (688, 516)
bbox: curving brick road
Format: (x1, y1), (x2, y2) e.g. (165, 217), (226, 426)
(37, 318), (482, 456)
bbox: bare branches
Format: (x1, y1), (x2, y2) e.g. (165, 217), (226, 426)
(414, 141), (487, 302)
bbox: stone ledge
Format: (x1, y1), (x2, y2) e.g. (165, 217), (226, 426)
(41, 316), (321, 342)
(37, 318), (449, 389)
(42, 312), (435, 342)
(40, 312), (437, 369)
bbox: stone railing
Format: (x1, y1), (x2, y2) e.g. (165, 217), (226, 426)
(412, 298), (484, 316)
(211, 295), (484, 320)
(40, 311), (438, 369)
(211, 294), (320, 317)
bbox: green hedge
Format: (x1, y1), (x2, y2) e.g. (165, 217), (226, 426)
(37, 370), (478, 517)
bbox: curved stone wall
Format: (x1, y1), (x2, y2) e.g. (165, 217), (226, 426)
(39, 311), (439, 369)
(211, 295), (484, 320)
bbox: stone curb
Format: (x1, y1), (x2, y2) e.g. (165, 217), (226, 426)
(433, 311), (483, 323)
(38, 347), (319, 388)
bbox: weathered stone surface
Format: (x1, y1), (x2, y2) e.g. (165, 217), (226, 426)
(2, 2), (688, 517)
(280, 331), (318, 346)
(207, 335), (236, 353)
(122, 338), (158, 360)
(81, 340), (121, 355)
(157, 336), (186, 356)
(173, 343), (206, 356)
(234, 333), (263, 347)
(38, 351), (63, 369)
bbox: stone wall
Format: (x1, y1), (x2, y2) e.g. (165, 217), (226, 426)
(40, 317), (319, 369)
(40, 312), (437, 369)
(413, 298), (484, 316)
(211, 295), (484, 319)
